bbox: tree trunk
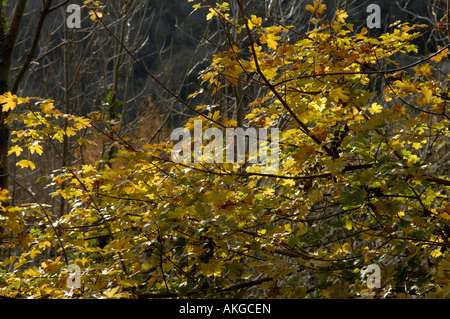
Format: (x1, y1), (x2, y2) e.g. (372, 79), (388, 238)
(0, 0), (28, 191)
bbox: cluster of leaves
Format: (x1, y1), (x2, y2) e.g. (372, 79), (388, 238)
(0, 1), (449, 299)
(84, 0), (104, 22)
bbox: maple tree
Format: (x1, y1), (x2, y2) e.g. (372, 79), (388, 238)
(0, 0), (449, 299)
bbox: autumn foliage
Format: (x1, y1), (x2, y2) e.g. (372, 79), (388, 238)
(0, 1), (449, 299)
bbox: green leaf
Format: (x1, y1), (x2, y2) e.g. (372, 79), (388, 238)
(340, 188), (366, 208)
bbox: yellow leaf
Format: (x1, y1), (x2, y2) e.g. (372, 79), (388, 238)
(8, 145), (23, 157)
(306, 1), (327, 15)
(74, 117), (91, 129)
(39, 241), (52, 249)
(342, 243), (351, 253)
(335, 9), (348, 23)
(406, 154), (419, 167)
(206, 8), (217, 20)
(29, 248), (41, 258)
(411, 140), (426, 149)
(40, 101), (55, 114)
(200, 262), (224, 277)
(260, 32), (281, 50)
(222, 118), (237, 127)
(17, 96), (30, 104)
(333, 87), (350, 103)
(0, 188), (10, 203)
(284, 224), (292, 233)
(345, 218), (353, 230)
(0, 92), (18, 112)
(414, 64), (431, 77)
(430, 248), (442, 258)
(66, 127), (77, 137)
(368, 103), (383, 115)
(258, 229), (267, 236)
(212, 110), (221, 122)
(187, 89), (203, 99)
(29, 142), (43, 156)
(262, 67), (278, 80)
(442, 205), (450, 220)
(430, 48), (449, 63)
(104, 286), (120, 299)
(89, 10), (103, 21)
(267, 35), (279, 50)
(24, 268), (41, 277)
(248, 15), (262, 30)
(16, 160), (36, 170)
(420, 87), (432, 104)
(393, 79), (417, 93)
(281, 179), (296, 187)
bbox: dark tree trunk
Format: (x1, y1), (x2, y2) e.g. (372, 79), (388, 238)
(0, 0), (28, 191)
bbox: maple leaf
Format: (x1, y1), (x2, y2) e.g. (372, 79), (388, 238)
(248, 15), (262, 30)
(16, 160), (36, 170)
(29, 142), (44, 156)
(40, 100), (55, 114)
(8, 145), (23, 157)
(0, 92), (18, 112)
(334, 9), (348, 23)
(88, 9), (103, 22)
(306, 1), (327, 15)
(73, 117), (92, 129)
(430, 48), (449, 63)
(368, 103), (383, 114)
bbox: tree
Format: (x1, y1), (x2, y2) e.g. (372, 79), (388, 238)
(0, 0), (28, 191)
(0, 0), (449, 299)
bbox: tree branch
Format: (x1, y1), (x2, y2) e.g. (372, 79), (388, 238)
(273, 43), (450, 87)
(235, 0), (335, 158)
(11, 0), (53, 94)
(136, 277), (272, 299)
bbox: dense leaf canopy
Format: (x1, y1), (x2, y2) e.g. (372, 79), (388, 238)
(0, 1), (449, 299)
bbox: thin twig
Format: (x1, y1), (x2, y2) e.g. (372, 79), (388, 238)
(5, 168), (69, 265)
